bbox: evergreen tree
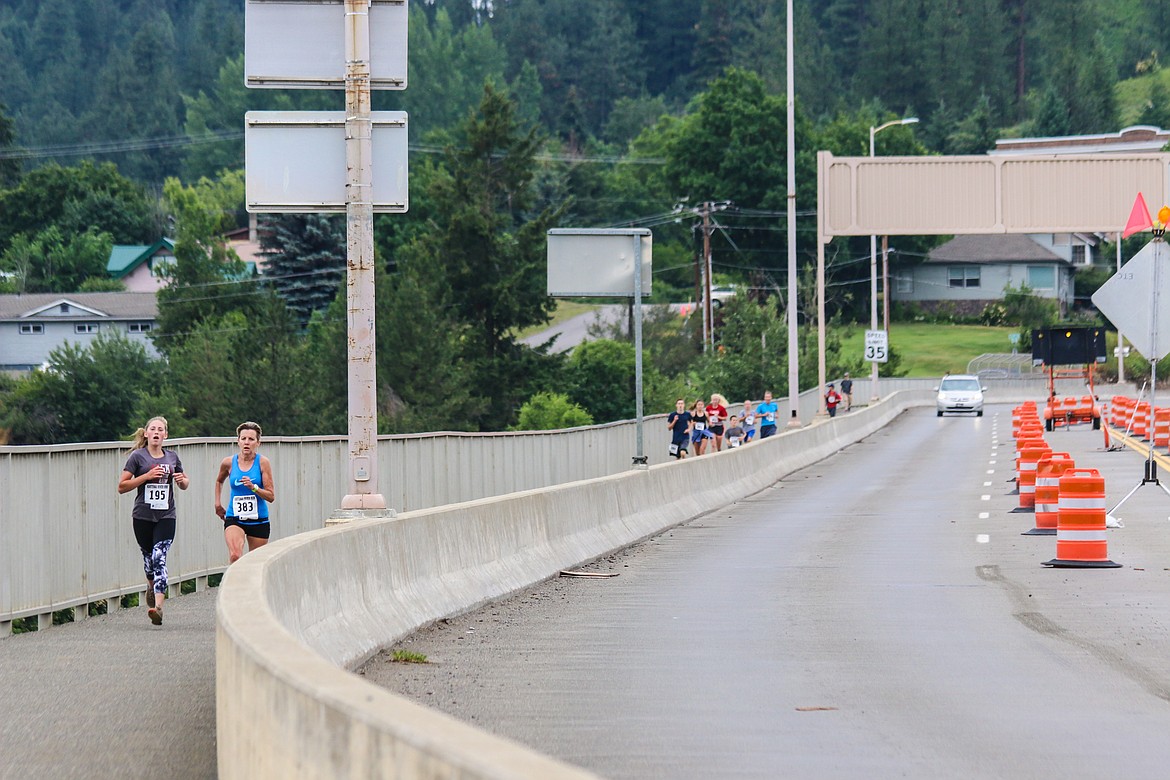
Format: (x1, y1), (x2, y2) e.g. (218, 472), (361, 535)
(1032, 86), (1071, 137)
(1072, 34), (1119, 134)
(0, 103), (19, 187)
(0, 37), (31, 129)
(691, 0), (737, 89)
(27, 2), (86, 120)
(399, 5), (508, 140)
(1138, 79), (1170, 129)
(626, 0), (702, 97)
(509, 60), (544, 130)
(259, 214), (346, 329)
(922, 0), (1011, 124)
(397, 83), (564, 428)
(179, 0), (243, 95)
(947, 94), (999, 154)
(83, 4), (184, 183)
(856, 0), (929, 122)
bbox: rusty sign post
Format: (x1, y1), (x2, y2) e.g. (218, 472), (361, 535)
(245, 0), (408, 517)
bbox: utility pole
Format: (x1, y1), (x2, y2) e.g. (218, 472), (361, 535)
(702, 201), (713, 351)
(882, 235), (891, 334)
(693, 227), (702, 328)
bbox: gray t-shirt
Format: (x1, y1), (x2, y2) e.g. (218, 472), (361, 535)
(123, 448), (183, 522)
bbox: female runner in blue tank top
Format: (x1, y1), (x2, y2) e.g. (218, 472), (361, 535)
(214, 421), (276, 563)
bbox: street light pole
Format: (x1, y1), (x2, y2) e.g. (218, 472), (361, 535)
(785, 0), (799, 425)
(868, 116), (917, 403)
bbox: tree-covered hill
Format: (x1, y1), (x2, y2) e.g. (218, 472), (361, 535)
(2, 0), (1169, 444)
(1, 0), (1169, 187)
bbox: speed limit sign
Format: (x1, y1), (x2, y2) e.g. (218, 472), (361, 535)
(865, 330), (888, 363)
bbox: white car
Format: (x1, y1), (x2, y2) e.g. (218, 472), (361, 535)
(706, 285), (737, 308)
(935, 374), (986, 417)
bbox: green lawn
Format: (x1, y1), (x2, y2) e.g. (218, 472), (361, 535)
(840, 323), (1021, 378)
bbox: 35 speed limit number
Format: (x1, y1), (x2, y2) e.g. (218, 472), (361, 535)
(864, 330), (888, 363)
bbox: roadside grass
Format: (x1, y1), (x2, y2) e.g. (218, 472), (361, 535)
(513, 300), (599, 340)
(840, 323), (1020, 378)
(390, 649), (429, 664)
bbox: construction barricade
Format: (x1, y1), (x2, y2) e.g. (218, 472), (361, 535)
(1133, 402), (1152, 440)
(1024, 452), (1074, 535)
(1154, 408), (1170, 448)
(1043, 468), (1121, 568)
(1111, 396), (1135, 430)
(1014, 440), (1051, 512)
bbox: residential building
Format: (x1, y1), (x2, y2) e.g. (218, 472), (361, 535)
(892, 234), (1074, 318)
(0, 292), (158, 373)
(106, 238), (176, 293)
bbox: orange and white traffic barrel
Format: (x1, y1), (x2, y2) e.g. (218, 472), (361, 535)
(1112, 396), (1134, 429)
(1154, 408), (1170, 448)
(1043, 468), (1121, 568)
(1011, 434), (1046, 495)
(1024, 452), (1074, 535)
(1014, 441), (1051, 512)
(1134, 402), (1152, 440)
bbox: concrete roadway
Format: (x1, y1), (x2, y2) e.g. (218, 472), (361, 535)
(366, 405), (1170, 780)
(7, 405), (1170, 779)
(0, 584), (218, 779)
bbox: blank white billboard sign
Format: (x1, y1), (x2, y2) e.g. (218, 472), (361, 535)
(818, 152), (1170, 237)
(245, 0), (407, 89)
(547, 229), (652, 297)
(245, 111), (408, 213)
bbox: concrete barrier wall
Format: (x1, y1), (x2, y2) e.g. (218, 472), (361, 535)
(216, 389), (940, 779)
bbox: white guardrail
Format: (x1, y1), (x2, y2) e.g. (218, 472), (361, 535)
(214, 381), (1063, 779)
(0, 377), (1063, 634)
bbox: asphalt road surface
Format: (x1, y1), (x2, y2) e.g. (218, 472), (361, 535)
(365, 405), (1170, 779)
(521, 305), (628, 353)
(0, 588), (218, 780)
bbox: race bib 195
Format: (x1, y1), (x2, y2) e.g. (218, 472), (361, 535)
(146, 483), (170, 510)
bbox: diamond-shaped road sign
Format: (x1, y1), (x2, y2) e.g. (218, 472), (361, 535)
(1092, 240), (1170, 361)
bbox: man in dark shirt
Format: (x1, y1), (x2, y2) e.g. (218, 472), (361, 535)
(667, 398), (692, 459)
(841, 372), (853, 411)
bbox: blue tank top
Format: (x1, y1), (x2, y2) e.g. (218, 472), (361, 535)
(228, 454), (269, 521)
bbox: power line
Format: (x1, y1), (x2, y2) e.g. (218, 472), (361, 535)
(0, 132), (666, 165)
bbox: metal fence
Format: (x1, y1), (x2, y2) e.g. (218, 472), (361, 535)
(0, 423), (639, 632)
(0, 377), (1059, 634)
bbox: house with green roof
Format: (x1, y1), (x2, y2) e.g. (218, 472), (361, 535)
(106, 238), (175, 292)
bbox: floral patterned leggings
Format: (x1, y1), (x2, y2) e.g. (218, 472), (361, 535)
(133, 517), (176, 595)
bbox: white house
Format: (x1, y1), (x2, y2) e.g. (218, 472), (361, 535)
(892, 234), (1074, 318)
(0, 292), (158, 373)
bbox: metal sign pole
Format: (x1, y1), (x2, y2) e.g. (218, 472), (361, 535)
(341, 0), (385, 510)
(633, 234), (646, 467)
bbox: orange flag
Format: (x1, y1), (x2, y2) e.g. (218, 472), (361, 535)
(1123, 192), (1153, 238)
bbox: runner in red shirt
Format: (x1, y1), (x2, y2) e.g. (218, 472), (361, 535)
(706, 393), (729, 451)
(825, 383), (842, 418)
